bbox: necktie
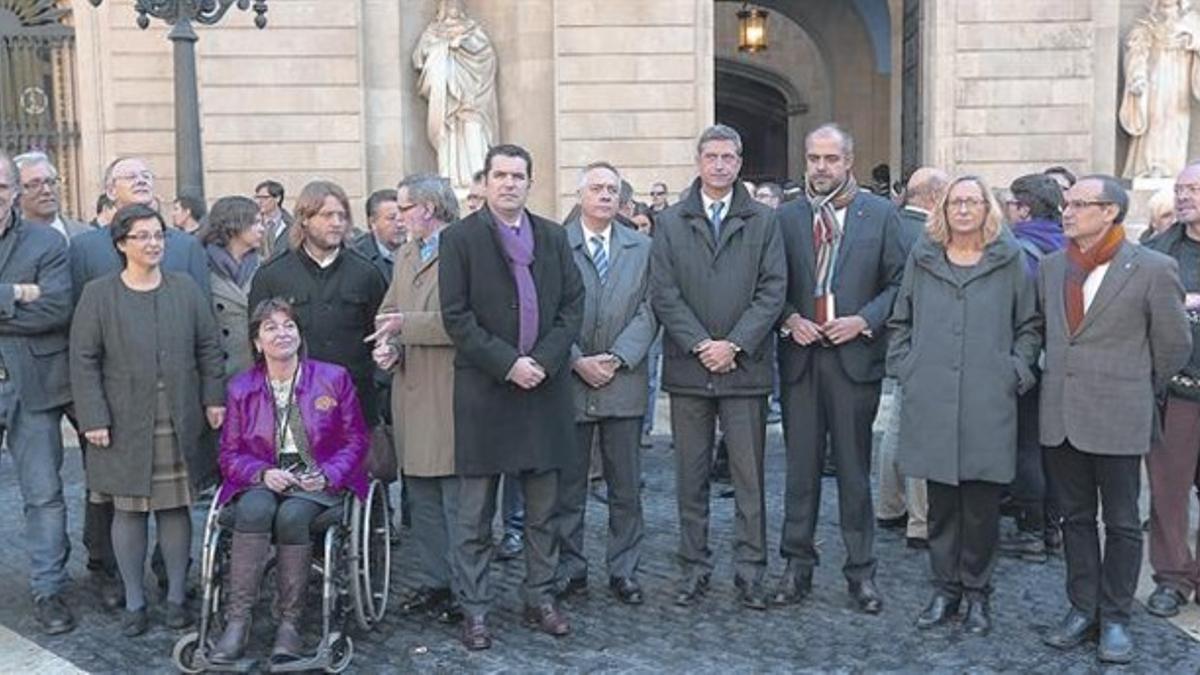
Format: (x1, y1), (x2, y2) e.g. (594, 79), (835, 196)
(709, 201), (724, 239)
(590, 235), (609, 285)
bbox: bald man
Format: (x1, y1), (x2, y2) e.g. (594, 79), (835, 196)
(874, 167), (947, 549)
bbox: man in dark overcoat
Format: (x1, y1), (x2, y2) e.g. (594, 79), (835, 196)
(439, 144), (584, 650)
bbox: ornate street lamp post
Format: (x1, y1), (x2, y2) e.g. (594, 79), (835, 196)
(86, 1), (269, 202)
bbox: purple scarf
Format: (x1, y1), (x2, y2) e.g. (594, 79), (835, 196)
(494, 210), (539, 354)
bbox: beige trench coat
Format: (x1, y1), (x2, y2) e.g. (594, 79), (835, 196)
(381, 238), (456, 477)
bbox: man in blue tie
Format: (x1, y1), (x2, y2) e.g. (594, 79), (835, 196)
(557, 162), (656, 605)
(650, 125), (786, 609)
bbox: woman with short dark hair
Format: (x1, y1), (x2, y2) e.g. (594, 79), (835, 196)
(209, 298), (369, 665)
(203, 196), (264, 379)
(70, 203), (225, 636)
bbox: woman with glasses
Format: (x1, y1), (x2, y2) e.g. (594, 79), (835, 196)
(70, 203), (226, 636)
(887, 175), (1042, 636)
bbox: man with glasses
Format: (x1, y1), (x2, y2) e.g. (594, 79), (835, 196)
(0, 150), (76, 634)
(254, 179), (293, 259)
(1040, 175), (1191, 664)
(14, 152), (92, 242)
(648, 182), (669, 213)
(1142, 162), (1200, 619)
(651, 124), (785, 610)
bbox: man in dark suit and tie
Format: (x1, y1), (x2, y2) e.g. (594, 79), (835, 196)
(439, 144), (584, 650)
(773, 123), (906, 613)
(1039, 175), (1191, 664)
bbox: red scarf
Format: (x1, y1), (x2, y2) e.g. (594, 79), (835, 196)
(1064, 225), (1125, 334)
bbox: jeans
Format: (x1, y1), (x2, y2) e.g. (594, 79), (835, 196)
(0, 380), (69, 599)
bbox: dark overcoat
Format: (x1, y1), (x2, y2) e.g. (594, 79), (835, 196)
(886, 234), (1042, 485)
(438, 207), (584, 476)
(70, 272), (225, 495)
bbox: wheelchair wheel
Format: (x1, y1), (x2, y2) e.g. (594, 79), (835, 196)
(351, 480), (391, 629)
(171, 632), (204, 674)
(326, 634), (353, 673)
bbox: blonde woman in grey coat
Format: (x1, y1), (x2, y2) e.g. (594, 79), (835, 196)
(886, 175), (1042, 637)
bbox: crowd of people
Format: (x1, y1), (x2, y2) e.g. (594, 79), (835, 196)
(0, 118), (1197, 668)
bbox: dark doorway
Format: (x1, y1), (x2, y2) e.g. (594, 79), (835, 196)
(716, 68), (788, 184)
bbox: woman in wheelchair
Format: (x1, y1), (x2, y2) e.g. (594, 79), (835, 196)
(210, 297), (369, 664)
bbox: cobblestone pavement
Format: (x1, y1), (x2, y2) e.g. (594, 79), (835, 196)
(1, 420), (1198, 673)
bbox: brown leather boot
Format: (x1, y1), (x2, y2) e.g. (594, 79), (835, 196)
(271, 544), (312, 660)
(210, 532), (271, 663)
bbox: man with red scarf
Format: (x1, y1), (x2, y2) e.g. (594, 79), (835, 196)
(1039, 174), (1191, 665)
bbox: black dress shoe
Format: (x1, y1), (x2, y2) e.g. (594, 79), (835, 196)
(400, 587), (453, 615)
(916, 592), (960, 629)
(609, 577), (644, 605)
(1146, 585), (1187, 618)
(121, 607), (148, 638)
(849, 579), (883, 614)
(962, 598), (991, 636)
(674, 573), (710, 606)
(734, 577), (768, 610)
(1098, 621), (1134, 664)
(769, 565), (812, 606)
(555, 575), (588, 599)
(906, 537), (929, 550)
(1042, 608), (1097, 649)
(876, 513), (908, 530)
(34, 595), (75, 635)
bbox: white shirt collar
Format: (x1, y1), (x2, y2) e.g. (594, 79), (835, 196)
(303, 243), (340, 269)
(700, 189), (733, 220)
(583, 221), (613, 259)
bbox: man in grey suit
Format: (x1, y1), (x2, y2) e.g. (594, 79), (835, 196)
(651, 124), (786, 609)
(14, 152), (93, 242)
(773, 124), (906, 613)
(0, 151), (75, 634)
(1039, 175), (1192, 664)
(68, 157), (209, 303)
(558, 162), (656, 605)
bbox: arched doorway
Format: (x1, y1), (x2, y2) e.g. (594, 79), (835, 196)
(716, 65), (790, 183)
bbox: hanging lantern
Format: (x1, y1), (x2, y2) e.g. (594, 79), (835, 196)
(737, 4), (768, 53)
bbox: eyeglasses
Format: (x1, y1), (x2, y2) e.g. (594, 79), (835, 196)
(123, 231), (166, 243)
(113, 170), (154, 183)
(254, 193), (274, 201)
(21, 177), (59, 192)
(1062, 200), (1112, 211)
(649, 190), (666, 197)
(947, 197), (986, 210)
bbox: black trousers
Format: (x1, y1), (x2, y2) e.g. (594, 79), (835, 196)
(779, 348), (880, 583)
(1046, 442), (1142, 622)
(1010, 386), (1056, 532)
(927, 480), (1003, 600)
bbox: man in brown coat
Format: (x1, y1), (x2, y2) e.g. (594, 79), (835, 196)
(371, 174), (461, 623)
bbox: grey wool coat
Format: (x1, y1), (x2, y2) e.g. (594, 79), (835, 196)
(886, 234), (1042, 485)
(650, 178), (786, 397)
(1038, 241), (1192, 456)
(566, 219), (657, 421)
(70, 272), (226, 496)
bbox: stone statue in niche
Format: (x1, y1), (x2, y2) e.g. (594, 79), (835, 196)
(1119, 0), (1200, 179)
(413, 0), (500, 190)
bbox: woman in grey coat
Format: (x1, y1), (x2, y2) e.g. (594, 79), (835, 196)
(887, 175), (1042, 636)
(70, 204), (225, 636)
(202, 196), (264, 381)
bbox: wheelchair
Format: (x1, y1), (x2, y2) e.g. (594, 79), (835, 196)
(172, 479), (391, 673)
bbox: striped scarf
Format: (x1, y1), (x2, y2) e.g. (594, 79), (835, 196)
(1064, 224), (1125, 335)
(806, 173), (859, 322)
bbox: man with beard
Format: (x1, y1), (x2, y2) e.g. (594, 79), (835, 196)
(773, 123), (906, 613)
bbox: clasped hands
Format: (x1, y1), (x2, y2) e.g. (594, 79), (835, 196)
(782, 313), (868, 347)
(694, 339), (738, 374)
(262, 467), (327, 494)
(573, 353), (620, 388)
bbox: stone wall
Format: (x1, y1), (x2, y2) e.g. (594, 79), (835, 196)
(923, 0), (1119, 185)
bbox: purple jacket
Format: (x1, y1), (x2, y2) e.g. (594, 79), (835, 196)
(217, 359), (370, 505)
